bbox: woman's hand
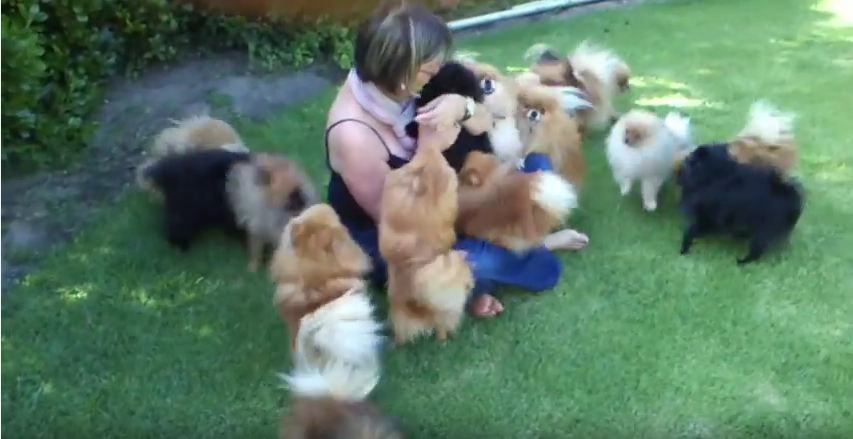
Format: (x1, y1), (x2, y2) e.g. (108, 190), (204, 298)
(415, 93), (466, 130)
(417, 120), (461, 152)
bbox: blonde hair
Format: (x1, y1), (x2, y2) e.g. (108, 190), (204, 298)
(354, 1), (452, 93)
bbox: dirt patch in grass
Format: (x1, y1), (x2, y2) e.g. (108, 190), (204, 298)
(1, 53), (344, 293)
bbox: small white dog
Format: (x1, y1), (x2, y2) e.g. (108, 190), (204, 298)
(606, 110), (692, 211)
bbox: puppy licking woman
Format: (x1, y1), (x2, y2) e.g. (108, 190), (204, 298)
(324, 2), (587, 319)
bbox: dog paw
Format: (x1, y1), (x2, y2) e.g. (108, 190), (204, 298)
(435, 331), (448, 342)
(643, 200), (658, 211)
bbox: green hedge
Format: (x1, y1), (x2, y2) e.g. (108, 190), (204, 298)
(1, 0), (354, 174)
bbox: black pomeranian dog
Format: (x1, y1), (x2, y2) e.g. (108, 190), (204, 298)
(139, 148), (318, 271)
(676, 144), (804, 264)
(405, 61), (492, 173)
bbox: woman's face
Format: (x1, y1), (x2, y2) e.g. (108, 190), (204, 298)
(409, 57), (443, 94)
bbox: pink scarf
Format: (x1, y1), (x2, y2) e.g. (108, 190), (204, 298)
(346, 69), (417, 156)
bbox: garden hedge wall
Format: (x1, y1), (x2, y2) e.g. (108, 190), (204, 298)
(0, 0), (355, 173)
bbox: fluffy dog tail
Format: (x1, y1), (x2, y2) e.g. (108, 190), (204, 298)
(735, 100), (795, 148)
(295, 288), (385, 371)
(412, 251), (473, 315)
(151, 115), (248, 158)
(570, 41), (620, 89)
(663, 112), (693, 148)
(282, 356), (380, 403)
(531, 171), (578, 220)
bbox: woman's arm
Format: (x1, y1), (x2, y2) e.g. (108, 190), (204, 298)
(328, 125), (391, 221)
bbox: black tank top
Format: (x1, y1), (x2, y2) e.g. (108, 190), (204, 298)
(325, 119), (409, 230)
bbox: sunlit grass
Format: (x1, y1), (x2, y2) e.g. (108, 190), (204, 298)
(3, 0), (853, 438)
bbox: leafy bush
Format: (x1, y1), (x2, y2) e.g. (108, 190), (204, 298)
(1, 0), (354, 174)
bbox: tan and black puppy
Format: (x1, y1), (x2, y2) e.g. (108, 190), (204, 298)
(139, 149), (318, 271)
(137, 115), (249, 199)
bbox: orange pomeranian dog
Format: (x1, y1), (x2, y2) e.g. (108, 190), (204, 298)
(378, 140), (474, 344)
(457, 151), (578, 253)
(515, 83), (586, 189)
(525, 41), (630, 130)
(270, 203), (384, 369)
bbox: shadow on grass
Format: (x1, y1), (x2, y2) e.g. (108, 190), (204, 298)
(3, 0), (853, 438)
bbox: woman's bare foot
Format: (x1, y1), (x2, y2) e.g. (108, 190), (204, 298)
(543, 229), (589, 251)
(469, 293), (504, 318)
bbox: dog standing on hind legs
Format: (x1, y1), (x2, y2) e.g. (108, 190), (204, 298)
(378, 130), (474, 344)
(269, 203), (383, 369)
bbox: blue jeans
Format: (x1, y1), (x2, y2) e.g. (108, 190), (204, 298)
(349, 153), (562, 297)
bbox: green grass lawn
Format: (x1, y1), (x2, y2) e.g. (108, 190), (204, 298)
(4, 0), (853, 437)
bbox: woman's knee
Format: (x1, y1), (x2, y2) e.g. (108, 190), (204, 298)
(527, 248), (562, 291)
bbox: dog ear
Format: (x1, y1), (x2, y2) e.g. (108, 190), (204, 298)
(288, 221), (310, 249)
(290, 220), (335, 253)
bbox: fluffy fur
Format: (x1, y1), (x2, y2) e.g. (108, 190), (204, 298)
(137, 115), (249, 198)
(606, 110), (692, 211)
(152, 114), (248, 157)
(676, 144), (804, 264)
(462, 60), (526, 163)
(139, 149), (318, 271)
(279, 341), (403, 439)
(672, 101), (799, 177)
(729, 101), (798, 174)
(515, 82), (586, 189)
(378, 142), (474, 344)
(525, 41), (630, 130)
(457, 151), (577, 252)
(405, 61), (492, 173)
(270, 204), (382, 366)
(460, 60), (590, 165)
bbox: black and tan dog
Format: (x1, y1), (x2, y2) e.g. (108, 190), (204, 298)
(139, 148), (318, 271)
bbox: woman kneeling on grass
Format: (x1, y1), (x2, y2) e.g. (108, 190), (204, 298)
(324, 2), (588, 318)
